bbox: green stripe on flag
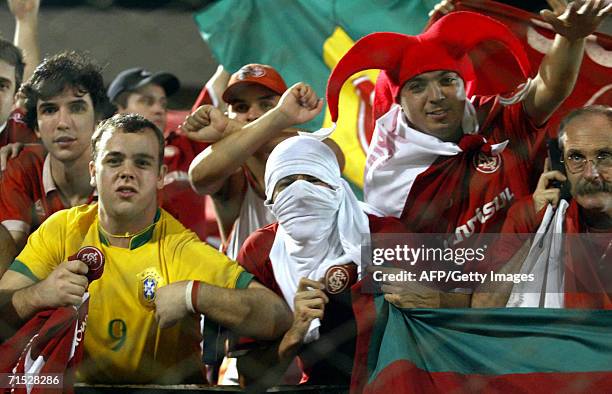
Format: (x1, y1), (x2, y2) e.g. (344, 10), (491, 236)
(369, 299), (612, 383)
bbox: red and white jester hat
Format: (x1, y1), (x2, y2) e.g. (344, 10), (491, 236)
(325, 11), (533, 126)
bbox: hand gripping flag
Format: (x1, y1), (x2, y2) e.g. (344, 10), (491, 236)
(351, 285), (612, 394)
(0, 247), (105, 394)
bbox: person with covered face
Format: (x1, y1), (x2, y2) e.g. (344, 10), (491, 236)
(235, 136), (406, 388)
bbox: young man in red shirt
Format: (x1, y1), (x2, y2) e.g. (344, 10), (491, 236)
(0, 0), (41, 150)
(0, 51), (105, 274)
(322, 4), (610, 307)
(0, 39), (37, 149)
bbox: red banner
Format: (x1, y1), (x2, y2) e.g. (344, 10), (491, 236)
(430, 0), (612, 133)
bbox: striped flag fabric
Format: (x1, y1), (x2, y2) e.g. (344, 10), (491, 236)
(352, 290), (612, 394)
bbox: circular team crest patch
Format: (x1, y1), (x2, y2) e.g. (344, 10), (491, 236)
(76, 246), (105, 282)
(236, 65), (266, 80)
(473, 152), (502, 174)
(325, 265), (351, 294)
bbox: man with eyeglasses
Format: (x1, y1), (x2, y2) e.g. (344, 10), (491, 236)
(496, 105), (611, 309)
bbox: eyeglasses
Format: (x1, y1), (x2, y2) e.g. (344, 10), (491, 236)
(563, 152), (612, 173)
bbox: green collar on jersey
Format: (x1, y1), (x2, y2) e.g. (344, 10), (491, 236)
(98, 209), (162, 250)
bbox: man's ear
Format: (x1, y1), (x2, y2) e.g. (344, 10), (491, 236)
(89, 161), (97, 187)
(157, 164), (167, 190)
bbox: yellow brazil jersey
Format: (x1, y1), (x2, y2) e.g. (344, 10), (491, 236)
(10, 203), (253, 384)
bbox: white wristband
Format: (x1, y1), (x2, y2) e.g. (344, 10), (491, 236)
(185, 280), (196, 313)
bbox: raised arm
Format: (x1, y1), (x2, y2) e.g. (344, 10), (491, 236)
(9, 0), (41, 82)
(524, 0), (611, 125)
(186, 83), (323, 195)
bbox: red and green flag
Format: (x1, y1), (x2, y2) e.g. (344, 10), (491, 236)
(195, 0), (612, 197)
(193, 0), (437, 196)
(352, 291), (612, 394)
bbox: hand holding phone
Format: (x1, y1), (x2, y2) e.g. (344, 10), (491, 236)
(546, 138), (572, 202)
(531, 140), (571, 212)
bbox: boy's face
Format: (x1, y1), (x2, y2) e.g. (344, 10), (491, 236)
(36, 87), (96, 163)
(118, 83), (167, 132)
(90, 128), (166, 221)
(399, 70), (465, 142)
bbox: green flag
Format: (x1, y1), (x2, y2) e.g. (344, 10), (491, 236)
(194, 0), (437, 192)
(353, 293), (612, 393)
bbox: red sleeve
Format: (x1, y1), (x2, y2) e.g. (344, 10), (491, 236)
(367, 214), (408, 234)
(0, 149), (41, 226)
(474, 95), (547, 162)
(2, 110), (38, 147)
(501, 195), (546, 234)
(236, 222), (282, 296)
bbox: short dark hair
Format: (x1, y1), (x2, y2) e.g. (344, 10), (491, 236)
(558, 105), (612, 150)
(0, 38), (25, 93)
(91, 113), (164, 169)
(21, 51), (107, 130)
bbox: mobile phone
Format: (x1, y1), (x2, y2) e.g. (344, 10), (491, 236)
(546, 138), (572, 201)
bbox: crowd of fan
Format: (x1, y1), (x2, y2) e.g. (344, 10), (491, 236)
(0, 0), (610, 390)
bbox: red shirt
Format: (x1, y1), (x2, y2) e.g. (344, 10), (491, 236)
(160, 131), (218, 242)
(0, 145), (95, 234)
(238, 215), (406, 293)
(501, 197), (611, 309)
(237, 215), (407, 385)
(400, 96), (546, 239)
(0, 109), (38, 148)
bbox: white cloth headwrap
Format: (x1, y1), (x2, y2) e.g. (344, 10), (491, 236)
(363, 103), (508, 218)
(506, 200), (569, 308)
(265, 136), (370, 343)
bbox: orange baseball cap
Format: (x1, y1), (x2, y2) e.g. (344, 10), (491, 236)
(222, 64), (288, 103)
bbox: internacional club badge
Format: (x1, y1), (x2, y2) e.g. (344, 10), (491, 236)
(69, 246), (105, 283)
(324, 264), (358, 295)
(473, 152), (502, 174)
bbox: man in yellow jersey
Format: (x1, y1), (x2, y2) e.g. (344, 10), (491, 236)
(0, 99), (321, 383)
